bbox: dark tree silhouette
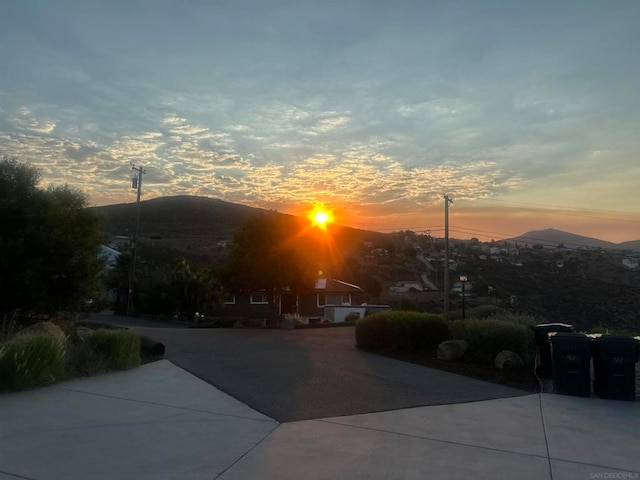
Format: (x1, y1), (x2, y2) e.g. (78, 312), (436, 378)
(0, 153), (105, 315)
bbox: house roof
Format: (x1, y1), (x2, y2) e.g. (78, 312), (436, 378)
(314, 278), (363, 293)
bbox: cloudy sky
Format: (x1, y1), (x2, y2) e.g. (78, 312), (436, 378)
(1, 1), (639, 242)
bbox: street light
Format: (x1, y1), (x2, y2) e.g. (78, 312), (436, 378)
(459, 274), (468, 319)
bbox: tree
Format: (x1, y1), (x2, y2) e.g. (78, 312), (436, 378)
(168, 260), (222, 320)
(222, 212), (319, 313)
(0, 153), (105, 314)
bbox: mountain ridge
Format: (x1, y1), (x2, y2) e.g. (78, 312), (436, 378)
(508, 228), (638, 250)
(92, 195), (639, 250)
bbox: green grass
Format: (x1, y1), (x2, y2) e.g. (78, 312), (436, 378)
(0, 333), (67, 391)
(0, 326), (143, 391)
(85, 329), (141, 371)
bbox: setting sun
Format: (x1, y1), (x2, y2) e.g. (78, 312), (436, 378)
(308, 206), (334, 230)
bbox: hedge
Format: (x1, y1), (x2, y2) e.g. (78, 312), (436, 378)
(356, 311), (449, 350)
(448, 319), (533, 365)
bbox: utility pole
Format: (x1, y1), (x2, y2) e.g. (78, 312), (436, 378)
(127, 163), (145, 316)
(443, 194), (453, 318)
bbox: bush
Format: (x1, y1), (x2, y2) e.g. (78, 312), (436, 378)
(448, 319), (532, 365)
(356, 311), (449, 350)
(344, 312), (361, 323)
(0, 333), (67, 391)
(218, 317), (266, 328)
(468, 305), (510, 319)
(486, 312), (540, 328)
(66, 338), (110, 377)
(85, 329), (141, 370)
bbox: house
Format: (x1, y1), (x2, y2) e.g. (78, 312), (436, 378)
(99, 245), (120, 270)
(222, 277), (366, 321)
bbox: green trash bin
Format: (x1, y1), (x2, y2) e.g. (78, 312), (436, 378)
(533, 323), (574, 379)
(550, 333), (593, 396)
(592, 335), (640, 401)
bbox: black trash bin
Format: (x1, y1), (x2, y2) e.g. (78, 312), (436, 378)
(533, 323), (574, 379)
(550, 332), (593, 396)
(592, 335), (640, 401)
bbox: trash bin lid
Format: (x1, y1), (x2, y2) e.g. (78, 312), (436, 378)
(533, 323), (575, 343)
(593, 335), (640, 356)
(549, 332), (593, 348)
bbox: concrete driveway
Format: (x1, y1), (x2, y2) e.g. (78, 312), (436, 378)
(89, 314), (526, 421)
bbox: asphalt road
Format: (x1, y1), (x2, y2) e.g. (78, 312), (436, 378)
(89, 313), (527, 422)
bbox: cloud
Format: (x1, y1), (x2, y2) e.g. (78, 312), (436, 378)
(0, 1), (639, 240)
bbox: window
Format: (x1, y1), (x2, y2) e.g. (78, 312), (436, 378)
(250, 292), (269, 304)
(223, 294), (235, 305)
(317, 293), (351, 307)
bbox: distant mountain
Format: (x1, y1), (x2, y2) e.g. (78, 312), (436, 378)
(618, 239), (640, 251)
(507, 228), (633, 250)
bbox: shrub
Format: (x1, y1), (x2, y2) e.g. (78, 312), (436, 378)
(85, 329), (141, 370)
(468, 305), (510, 319)
(66, 337), (111, 377)
(344, 312), (361, 323)
(356, 311), (449, 350)
(218, 317), (266, 328)
(486, 312), (540, 327)
(448, 319), (532, 365)
(0, 333), (67, 391)
(284, 313), (308, 326)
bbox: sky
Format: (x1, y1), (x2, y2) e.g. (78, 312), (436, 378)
(1, 0), (639, 243)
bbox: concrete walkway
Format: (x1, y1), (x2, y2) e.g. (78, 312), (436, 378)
(1, 360), (638, 480)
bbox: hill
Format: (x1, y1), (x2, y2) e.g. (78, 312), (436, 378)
(508, 228), (623, 250)
(91, 195), (387, 263)
(618, 239), (640, 250)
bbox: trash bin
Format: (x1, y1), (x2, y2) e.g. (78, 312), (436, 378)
(550, 332), (593, 396)
(533, 323), (574, 379)
(592, 335), (640, 401)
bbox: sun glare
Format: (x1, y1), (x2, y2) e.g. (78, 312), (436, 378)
(309, 206), (334, 230)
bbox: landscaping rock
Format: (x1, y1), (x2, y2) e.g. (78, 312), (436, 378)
(494, 350), (525, 369)
(437, 339), (469, 360)
(19, 322), (66, 342)
(280, 317), (294, 329)
(140, 335), (165, 356)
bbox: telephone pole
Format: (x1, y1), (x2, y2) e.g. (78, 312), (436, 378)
(126, 163), (145, 316)
(443, 194), (453, 318)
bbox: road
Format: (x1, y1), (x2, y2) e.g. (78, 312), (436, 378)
(88, 313), (526, 422)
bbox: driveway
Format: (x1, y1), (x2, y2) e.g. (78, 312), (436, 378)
(89, 314), (526, 422)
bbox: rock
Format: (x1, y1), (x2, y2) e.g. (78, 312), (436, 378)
(280, 317), (294, 329)
(494, 350), (525, 369)
(233, 321), (244, 328)
(140, 335), (165, 356)
(437, 339), (469, 360)
(19, 322), (66, 342)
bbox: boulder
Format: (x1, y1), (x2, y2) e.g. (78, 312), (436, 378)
(437, 339), (469, 360)
(140, 335), (165, 356)
(19, 322), (66, 342)
(494, 350), (525, 369)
